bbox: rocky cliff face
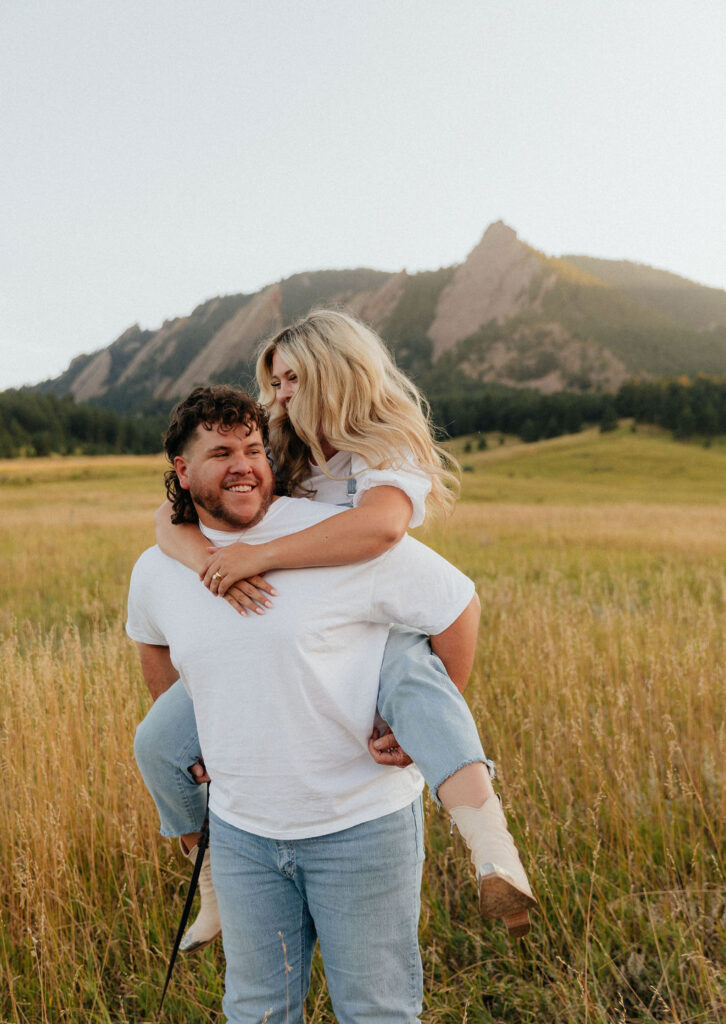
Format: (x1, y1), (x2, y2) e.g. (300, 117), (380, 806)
(428, 221), (549, 357)
(167, 286), (283, 398)
(44, 223), (726, 412)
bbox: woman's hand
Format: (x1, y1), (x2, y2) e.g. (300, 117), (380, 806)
(188, 757), (211, 784)
(201, 543), (277, 614)
(220, 577), (277, 616)
(202, 542), (272, 593)
(368, 726), (413, 768)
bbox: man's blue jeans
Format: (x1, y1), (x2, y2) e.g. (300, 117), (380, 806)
(134, 627), (489, 836)
(209, 799), (425, 1024)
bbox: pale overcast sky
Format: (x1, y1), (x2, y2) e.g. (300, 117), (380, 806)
(2, 0), (725, 390)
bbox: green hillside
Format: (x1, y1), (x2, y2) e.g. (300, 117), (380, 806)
(381, 267), (455, 373)
(536, 271), (726, 377)
(279, 268), (392, 322)
(561, 255), (726, 332)
(452, 425), (726, 505)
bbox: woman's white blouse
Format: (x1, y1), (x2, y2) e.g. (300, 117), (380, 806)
(300, 449), (432, 527)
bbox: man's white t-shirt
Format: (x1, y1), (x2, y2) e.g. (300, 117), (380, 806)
(127, 497), (474, 840)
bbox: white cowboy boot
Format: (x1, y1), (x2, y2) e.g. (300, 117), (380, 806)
(449, 796), (537, 938)
(178, 839), (222, 953)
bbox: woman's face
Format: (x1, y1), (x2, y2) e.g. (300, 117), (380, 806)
(269, 350), (299, 411)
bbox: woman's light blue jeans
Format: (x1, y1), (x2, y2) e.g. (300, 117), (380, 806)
(210, 799), (425, 1024)
(134, 627), (490, 837)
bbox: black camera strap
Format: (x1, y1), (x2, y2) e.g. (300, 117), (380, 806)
(158, 784), (210, 1017)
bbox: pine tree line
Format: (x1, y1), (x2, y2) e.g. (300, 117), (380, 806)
(615, 375), (726, 439)
(3, 374), (726, 458)
(428, 374), (726, 444)
(0, 390), (168, 458)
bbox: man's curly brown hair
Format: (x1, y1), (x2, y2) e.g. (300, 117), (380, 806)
(163, 385), (270, 524)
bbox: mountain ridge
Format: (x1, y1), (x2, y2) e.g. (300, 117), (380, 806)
(38, 223), (726, 414)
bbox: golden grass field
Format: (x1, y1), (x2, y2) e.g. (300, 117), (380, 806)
(1, 427), (724, 1022)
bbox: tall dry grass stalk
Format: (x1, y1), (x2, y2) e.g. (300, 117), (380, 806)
(1, 459), (724, 1022)
(420, 504), (725, 1022)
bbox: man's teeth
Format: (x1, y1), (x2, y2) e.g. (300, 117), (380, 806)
(228, 484), (253, 492)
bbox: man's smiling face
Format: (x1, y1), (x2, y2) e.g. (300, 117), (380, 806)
(173, 421), (274, 531)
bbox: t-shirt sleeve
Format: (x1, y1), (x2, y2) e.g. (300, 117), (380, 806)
(350, 452), (432, 528)
(126, 551), (169, 646)
(368, 536), (476, 635)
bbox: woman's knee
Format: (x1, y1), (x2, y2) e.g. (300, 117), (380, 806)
(133, 709), (163, 774)
(134, 695), (183, 772)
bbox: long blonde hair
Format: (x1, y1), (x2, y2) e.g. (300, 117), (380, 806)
(256, 309), (459, 515)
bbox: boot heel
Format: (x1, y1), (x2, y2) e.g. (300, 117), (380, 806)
(503, 908), (531, 938)
(450, 797), (537, 937)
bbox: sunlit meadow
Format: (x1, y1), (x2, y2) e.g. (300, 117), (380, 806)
(1, 428), (724, 1022)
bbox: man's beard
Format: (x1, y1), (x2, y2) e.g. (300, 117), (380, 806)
(191, 481), (274, 530)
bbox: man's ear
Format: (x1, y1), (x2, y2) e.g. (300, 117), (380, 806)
(173, 454), (191, 491)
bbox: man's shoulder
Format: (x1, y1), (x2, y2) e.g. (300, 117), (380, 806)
(259, 496), (342, 533)
(132, 544), (165, 570)
(130, 545), (185, 585)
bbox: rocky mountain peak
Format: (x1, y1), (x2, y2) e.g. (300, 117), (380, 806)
(478, 219), (519, 246)
(427, 221), (545, 357)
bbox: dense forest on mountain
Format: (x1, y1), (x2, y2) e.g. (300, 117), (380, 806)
(562, 255), (726, 331)
(0, 390), (168, 458)
(3, 374), (726, 460)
